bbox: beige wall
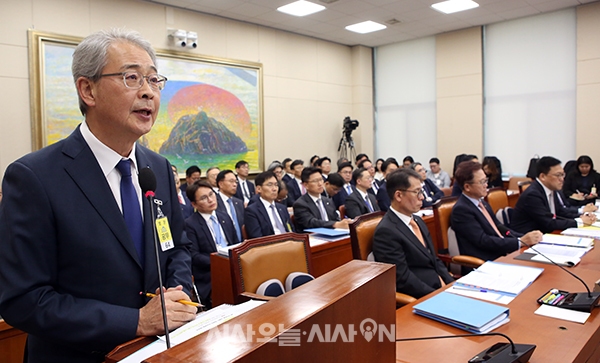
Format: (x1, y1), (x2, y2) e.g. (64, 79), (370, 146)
(435, 27), (483, 173)
(577, 2), (600, 165)
(0, 0), (374, 176)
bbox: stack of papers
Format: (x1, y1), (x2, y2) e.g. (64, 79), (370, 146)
(519, 244), (591, 267)
(413, 292), (510, 334)
(539, 234), (593, 248)
(561, 227), (600, 239)
(216, 242), (242, 257)
(305, 228), (349, 243)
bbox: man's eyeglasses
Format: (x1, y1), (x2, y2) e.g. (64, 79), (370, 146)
(262, 182), (279, 188)
(98, 71), (167, 91)
(196, 190), (216, 203)
(549, 172), (565, 179)
(469, 178), (489, 186)
(400, 189), (424, 197)
(308, 179), (324, 184)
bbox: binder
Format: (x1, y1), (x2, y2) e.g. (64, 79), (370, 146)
(413, 292), (510, 334)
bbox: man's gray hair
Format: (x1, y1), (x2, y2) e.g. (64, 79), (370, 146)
(72, 28), (156, 115)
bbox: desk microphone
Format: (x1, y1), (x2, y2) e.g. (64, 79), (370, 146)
(396, 332), (535, 363)
(139, 167), (171, 349)
(503, 227), (600, 312)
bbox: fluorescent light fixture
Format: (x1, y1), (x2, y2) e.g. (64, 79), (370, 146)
(345, 21), (387, 34)
(277, 0), (326, 17)
(431, 0), (479, 14)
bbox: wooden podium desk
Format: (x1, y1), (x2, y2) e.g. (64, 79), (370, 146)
(211, 236), (353, 306)
(395, 246), (600, 363)
(107, 260), (396, 363)
(0, 319), (27, 363)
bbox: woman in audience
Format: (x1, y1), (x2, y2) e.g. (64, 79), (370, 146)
(563, 155), (600, 206)
(374, 158), (385, 181)
(482, 156), (503, 188)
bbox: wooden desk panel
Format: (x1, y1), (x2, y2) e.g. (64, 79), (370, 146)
(395, 247), (600, 363)
(0, 320), (27, 363)
(211, 237), (353, 306)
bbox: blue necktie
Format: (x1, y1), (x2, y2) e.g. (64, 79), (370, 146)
(228, 198), (242, 241)
(365, 196), (374, 212)
(210, 215), (227, 247)
(346, 185), (352, 195)
(116, 159), (144, 268)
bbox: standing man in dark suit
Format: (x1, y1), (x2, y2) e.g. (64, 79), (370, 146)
(512, 156), (596, 234)
(373, 168), (453, 298)
(286, 159), (305, 204)
(245, 171), (294, 238)
(281, 158), (293, 184)
(185, 181), (239, 308)
(293, 167), (350, 232)
(215, 169), (244, 242)
(234, 160), (255, 205)
(377, 158), (399, 212)
(451, 161), (542, 265)
(411, 162), (444, 208)
(0, 29), (196, 362)
(345, 168), (380, 218)
(332, 161), (354, 208)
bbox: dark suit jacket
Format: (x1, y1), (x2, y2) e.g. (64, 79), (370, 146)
(185, 210), (239, 305)
(344, 187), (380, 218)
(282, 173), (292, 184)
(373, 211), (453, 298)
(451, 194), (522, 263)
(244, 200), (294, 238)
(179, 190), (194, 219)
(293, 193), (340, 232)
(332, 183), (352, 208)
(234, 177), (255, 201)
(216, 194), (245, 240)
(286, 178), (303, 205)
(0, 126), (191, 363)
(377, 181), (391, 212)
(421, 179), (444, 208)
(512, 180), (578, 233)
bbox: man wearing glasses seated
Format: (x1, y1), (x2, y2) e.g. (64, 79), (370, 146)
(512, 156), (597, 234)
(373, 169), (453, 299)
(245, 171), (294, 238)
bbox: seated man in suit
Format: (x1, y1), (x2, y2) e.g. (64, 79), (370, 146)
(205, 166), (220, 189)
(215, 169), (244, 242)
(357, 158), (380, 195)
(186, 181), (239, 308)
(180, 165), (201, 194)
(293, 167), (350, 232)
(174, 168), (194, 219)
(332, 162), (354, 208)
(234, 160), (255, 204)
(281, 158), (293, 184)
(377, 158), (399, 212)
(286, 159), (305, 204)
(322, 172), (344, 199)
(315, 156), (332, 180)
(451, 161), (542, 266)
(373, 168), (453, 299)
(512, 156), (597, 234)
(345, 167), (380, 218)
(411, 162), (444, 208)
(245, 171), (294, 238)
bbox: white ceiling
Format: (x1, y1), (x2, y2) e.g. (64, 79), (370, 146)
(146, 0), (597, 47)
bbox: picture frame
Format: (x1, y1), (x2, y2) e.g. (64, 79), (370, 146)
(28, 30), (264, 174)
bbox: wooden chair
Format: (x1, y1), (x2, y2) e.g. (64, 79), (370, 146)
(241, 224), (248, 241)
(440, 187), (452, 197)
(507, 176), (531, 191)
(485, 187), (509, 214)
(518, 180), (531, 194)
(348, 211), (416, 307)
(339, 205), (346, 219)
(229, 232), (313, 304)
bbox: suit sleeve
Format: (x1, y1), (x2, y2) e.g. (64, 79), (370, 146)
(517, 188), (576, 232)
(0, 161), (139, 352)
(418, 218), (453, 284)
(344, 195), (362, 218)
(244, 206), (263, 239)
(372, 222), (436, 298)
(293, 198), (336, 230)
(429, 180), (444, 202)
(442, 172), (451, 188)
(377, 187), (390, 212)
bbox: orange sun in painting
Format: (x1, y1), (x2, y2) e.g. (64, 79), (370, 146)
(167, 84), (251, 139)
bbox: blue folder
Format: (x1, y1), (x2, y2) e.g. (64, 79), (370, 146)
(304, 228), (350, 237)
(413, 292), (510, 334)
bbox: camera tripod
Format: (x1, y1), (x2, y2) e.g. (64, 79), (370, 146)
(338, 134), (356, 163)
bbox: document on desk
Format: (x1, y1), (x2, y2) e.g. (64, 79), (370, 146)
(540, 233), (593, 248)
(534, 304), (590, 324)
(517, 244), (592, 267)
(118, 300), (266, 363)
(561, 226), (600, 239)
(446, 285), (515, 305)
(454, 261), (543, 296)
(306, 228), (349, 243)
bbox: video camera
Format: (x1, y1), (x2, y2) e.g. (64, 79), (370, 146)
(342, 116), (359, 140)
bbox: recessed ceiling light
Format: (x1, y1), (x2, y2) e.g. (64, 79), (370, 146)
(345, 21), (387, 34)
(277, 0), (326, 17)
(431, 0), (479, 14)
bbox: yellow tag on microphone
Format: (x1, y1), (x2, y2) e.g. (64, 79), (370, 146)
(155, 217), (174, 251)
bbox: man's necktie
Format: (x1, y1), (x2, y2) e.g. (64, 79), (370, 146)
(478, 201), (503, 238)
(242, 181), (250, 200)
(317, 198), (329, 221)
(372, 181), (379, 194)
(210, 215), (227, 247)
(301, 183), (306, 195)
(270, 204), (287, 234)
(409, 218), (426, 248)
(365, 196), (374, 212)
(116, 159), (144, 267)
(346, 185), (352, 195)
(228, 198), (242, 241)
(549, 192), (556, 216)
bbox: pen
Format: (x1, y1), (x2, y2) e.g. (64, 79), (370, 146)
(141, 292), (203, 307)
(453, 286), (488, 293)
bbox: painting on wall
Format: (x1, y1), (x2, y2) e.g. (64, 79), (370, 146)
(29, 30), (264, 174)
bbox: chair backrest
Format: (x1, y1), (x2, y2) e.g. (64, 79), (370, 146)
(447, 227), (461, 275)
(485, 187), (508, 214)
(229, 233), (313, 302)
(440, 187), (452, 197)
(507, 176), (531, 191)
(518, 180), (531, 194)
(495, 207), (513, 226)
(432, 196), (458, 252)
(339, 205), (346, 219)
(349, 211), (385, 260)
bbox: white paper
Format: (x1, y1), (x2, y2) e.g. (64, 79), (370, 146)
(523, 244), (589, 259)
(455, 261), (543, 296)
(534, 304), (590, 324)
(446, 285), (515, 305)
(562, 227), (600, 239)
(541, 233), (593, 248)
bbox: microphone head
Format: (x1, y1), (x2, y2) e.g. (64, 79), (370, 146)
(139, 167), (157, 194)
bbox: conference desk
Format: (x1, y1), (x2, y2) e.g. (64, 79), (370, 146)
(0, 319), (26, 363)
(211, 235), (353, 306)
(395, 244), (600, 363)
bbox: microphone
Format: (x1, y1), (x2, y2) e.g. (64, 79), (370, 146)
(507, 229), (600, 312)
(139, 167), (171, 348)
(397, 332), (535, 363)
